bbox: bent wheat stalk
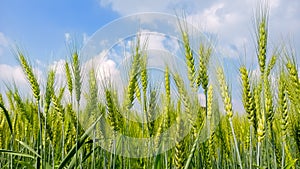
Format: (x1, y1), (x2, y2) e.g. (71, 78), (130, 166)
(17, 51), (43, 168)
(217, 67), (243, 169)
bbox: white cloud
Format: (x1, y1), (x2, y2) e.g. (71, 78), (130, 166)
(98, 0), (300, 61)
(185, 2), (247, 58)
(187, 3), (226, 33)
(99, 0), (177, 15)
(50, 59), (66, 75)
(139, 30), (165, 50)
(0, 64), (27, 85)
(138, 30), (180, 54)
(84, 50), (120, 83)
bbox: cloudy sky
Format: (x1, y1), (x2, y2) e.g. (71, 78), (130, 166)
(0, 0), (299, 112)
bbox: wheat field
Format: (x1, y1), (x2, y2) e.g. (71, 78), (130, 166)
(0, 5), (299, 169)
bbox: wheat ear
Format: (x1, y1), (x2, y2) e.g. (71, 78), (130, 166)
(278, 71), (289, 168)
(65, 61), (73, 98)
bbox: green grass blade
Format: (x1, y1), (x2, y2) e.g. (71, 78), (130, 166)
(0, 102), (13, 134)
(16, 139), (41, 158)
(0, 149), (35, 159)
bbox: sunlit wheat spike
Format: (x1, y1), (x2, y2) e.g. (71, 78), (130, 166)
(208, 130), (215, 157)
(256, 109), (265, 167)
(286, 59), (300, 105)
(17, 52), (40, 101)
(207, 85), (213, 120)
(240, 66), (257, 126)
(72, 51), (82, 104)
(173, 73), (195, 131)
(147, 89), (157, 137)
(257, 20), (267, 74)
(51, 94), (64, 144)
(217, 67), (233, 118)
(257, 116), (265, 143)
(266, 54), (277, 77)
(65, 61), (73, 96)
(254, 77), (266, 169)
(207, 85), (213, 145)
(126, 74), (138, 110)
(254, 82), (265, 144)
(135, 81), (141, 103)
(285, 58), (300, 154)
(126, 36), (143, 110)
(105, 88), (120, 133)
(162, 66), (171, 133)
(264, 78), (274, 123)
(141, 53), (148, 95)
(175, 115), (186, 169)
(44, 69), (55, 114)
(165, 66), (171, 107)
(183, 33), (196, 88)
(52, 93), (64, 115)
(256, 5), (269, 75)
(87, 68), (98, 108)
(197, 43), (212, 93)
(240, 67), (251, 116)
(178, 19), (196, 88)
(278, 72), (288, 138)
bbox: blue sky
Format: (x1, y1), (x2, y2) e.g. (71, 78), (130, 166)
(0, 0), (300, 112)
(0, 0), (119, 65)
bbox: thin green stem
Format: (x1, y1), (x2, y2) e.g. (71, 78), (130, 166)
(249, 125), (252, 169)
(229, 118), (243, 169)
(257, 141), (261, 167)
(281, 141), (285, 169)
